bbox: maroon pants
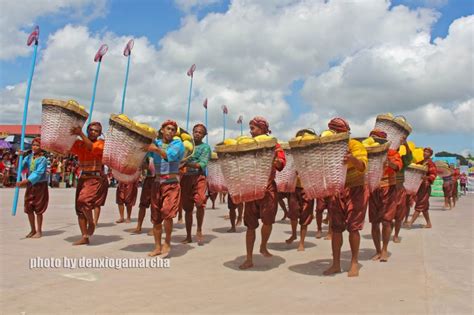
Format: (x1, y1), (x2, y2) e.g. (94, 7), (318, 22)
(181, 174), (207, 212)
(369, 185), (398, 224)
(76, 176), (107, 217)
(442, 182), (452, 198)
(329, 185), (368, 233)
(395, 185), (410, 221)
(244, 181), (278, 229)
(414, 180), (431, 213)
(139, 176), (155, 208)
(97, 174), (109, 207)
(116, 182), (138, 207)
(151, 181), (181, 225)
(288, 187), (314, 226)
(24, 182), (49, 215)
(452, 181), (458, 199)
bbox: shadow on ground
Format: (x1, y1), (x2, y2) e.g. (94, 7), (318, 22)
(64, 235), (123, 246)
(223, 255), (286, 272)
(267, 241), (317, 252)
(289, 259), (364, 277)
(212, 226), (246, 234)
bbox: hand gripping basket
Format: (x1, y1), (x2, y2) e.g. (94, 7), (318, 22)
(275, 142), (297, 193)
(403, 164), (428, 195)
(355, 137), (391, 192)
(374, 114), (412, 150)
(215, 137), (277, 204)
(207, 155), (228, 193)
(289, 133), (349, 199)
(41, 99), (89, 155)
(103, 114), (157, 183)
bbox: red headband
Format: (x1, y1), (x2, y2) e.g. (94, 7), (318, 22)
(249, 116), (271, 134)
(328, 117), (350, 133)
(161, 120), (178, 130)
(32, 137), (41, 146)
(369, 129), (387, 139)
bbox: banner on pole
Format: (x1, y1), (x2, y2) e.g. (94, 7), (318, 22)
(123, 39), (134, 56)
(94, 44), (109, 62)
(187, 64), (196, 78)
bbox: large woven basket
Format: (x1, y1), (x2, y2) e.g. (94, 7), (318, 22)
(289, 133), (349, 199)
(207, 156), (228, 193)
(404, 164), (428, 195)
(355, 137), (391, 192)
(275, 142), (297, 193)
(374, 114), (412, 150)
(103, 114), (157, 183)
(215, 138), (277, 204)
(434, 161), (452, 178)
(41, 99), (89, 155)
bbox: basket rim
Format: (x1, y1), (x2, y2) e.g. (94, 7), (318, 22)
(289, 132), (349, 148)
(215, 137), (277, 153)
(407, 163), (428, 172)
(376, 114), (413, 134)
(110, 114), (158, 140)
(353, 137), (391, 154)
(42, 99), (89, 119)
(278, 141), (290, 150)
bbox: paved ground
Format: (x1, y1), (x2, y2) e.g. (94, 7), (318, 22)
(0, 188), (472, 314)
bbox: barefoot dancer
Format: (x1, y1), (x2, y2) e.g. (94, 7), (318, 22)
(442, 172), (453, 210)
(393, 136), (413, 243)
(407, 148), (437, 228)
(227, 198), (244, 232)
(69, 122), (107, 245)
(16, 137), (48, 239)
(133, 155), (155, 234)
(315, 197), (330, 239)
(147, 120), (185, 258)
(323, 118), (368, 277)
(277, 192), (289, 220)
(239, 116), (286, 270)
(180, 124), (211, 245)
(115, 181), (138, 223)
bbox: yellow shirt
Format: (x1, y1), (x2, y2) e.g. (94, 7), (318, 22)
(345, 139), (368, 188)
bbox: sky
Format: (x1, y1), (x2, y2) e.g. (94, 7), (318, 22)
(0, 0), (472, 156)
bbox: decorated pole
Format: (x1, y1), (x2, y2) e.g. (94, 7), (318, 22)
(185, 64), (196, 131)
(12, 26), (40, 216)
(120, 39), (134, 114)
(203, 98), (208, 144)
(222, 105), (228, 141)
(237, 115), (243, 136)
(87, 44), (108, 124)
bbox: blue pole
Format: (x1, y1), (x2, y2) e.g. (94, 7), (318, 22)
(186, 76), (193, 131)
(12, 43), (38, 216)
(223, 113), (226, 141)
(120, 54), (131, 114)
(88, 60), (102, 124)
(240, 123), (243, 136)
(205, 107), (208, 145)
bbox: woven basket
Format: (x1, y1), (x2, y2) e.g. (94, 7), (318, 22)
(103, 114), (157, 183)
(215, 138), (277, 204)
(374, 114), (412, 150)
(355, 137), (391, 192)
(404, 164), (428, 195)
(41, 99), (89, 155)
(434, 161), (452, 177)
(207, 157), (228, 193)
(275, 142), (297, 193)
(289, 133), (349, 199)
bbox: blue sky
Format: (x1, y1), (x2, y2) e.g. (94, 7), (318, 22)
(0, 0), (472, 155)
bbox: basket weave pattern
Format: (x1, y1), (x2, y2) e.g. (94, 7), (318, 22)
(275, 149), (297, 193)
(103, 120), (152, 183)
(366, 151), (388, 192)
(404, 167), (426, 195)
(292, 140), (347, 199)
(207, 160), (227, 193)
(374, 119), (409, 150)
(41, 105), (87, 155)
(218, 148), (275, 204)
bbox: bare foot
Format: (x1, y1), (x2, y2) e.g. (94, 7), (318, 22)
(87, 222), (95, 236)
(227, 227), (236, 233)
(125, 218), (131, 223)
(239, 260), (254, 270)
(25, 230), (36, 238)
(315, 230), (322, 239)
(115, 218), (125, 224)
(348, 263), (359, 277)
(297, 242), (305, 251)
(181, 237), (192, 244)
(324, 234), (332, 240)
(147, 230), (154, 236)
(405, 223), (413, 229)
(131, 228), (142, 234)
(236, 218), (242, 226)
(371, 253), (381, 261)
(424, 223), (432, 228)
(177, 219), (184, 224)
(160, 244), (171, 258)
(402, 222), (409, 227)
(285, 235), (297, 244)
(393, 236), (401, 243)
(323, 265), (341, 275)
(72, 237), (89, 246)
(148, 248), (162, 257)
(196, 231), (204, 246)
(260, 247), (273, 257)
(31, 232), (42, 238)
(224, 214), (230, 220)
(380, 251), (389, 262)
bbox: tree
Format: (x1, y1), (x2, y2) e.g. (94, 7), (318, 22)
(435, 151), (468, 165)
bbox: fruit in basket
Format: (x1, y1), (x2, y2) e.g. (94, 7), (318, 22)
(236, 135), (251, 141)
(180, 132), (192, 142)
(211, 152), (218, 159)
(254, 135), (272, 142)
(321, 130), (335, 137)
(239, 138), (254, 144)
(386, 113), (394, 118)
(370, 142), (380, 147)
(303, 133), (317, 140)
(223, 138), (237, 145)
(173, 136), (182, 141)
(413, 148), (424, 163)
(362, 136), (375, 147)
(183, 140), (194, 152)
(176, 127), (181, 136)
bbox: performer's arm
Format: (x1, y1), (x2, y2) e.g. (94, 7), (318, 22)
(70, 126), (93, 151)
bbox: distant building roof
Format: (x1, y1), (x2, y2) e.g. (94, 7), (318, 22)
(0, 125), (41, 137)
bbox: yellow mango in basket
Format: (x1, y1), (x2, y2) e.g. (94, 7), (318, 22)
(407, 141), (415, 151)
(254, 135), (272, 142)
(293, 136), (303, 141)
(183, 140), (194, 152)
(223, 138), (237, 146)
(211, 152), (218, 159)
(362, 136), (375, 147)
(386, 113), (394, 118)
(118, 114), (131, 122)
(370, 142), (380, 147)
(79, 105), (85, 111)
(175, 127), (181, 136)
(239, 138), (255, 144)
(173, 136), (182, 141)
(412, 148), (424, 163)
(236, 135), (251, 141)
(180, 132), (192, 142)
(321, 130), (335, 137)
(399, 145), (407, 156)
(302, 133), (317, 140)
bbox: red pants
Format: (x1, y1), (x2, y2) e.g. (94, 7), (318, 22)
(181, 174), (207, 212)
(76, 176), (107, 217)
(451, 181), (458, 199)
(414, 180), (431, 213)
(288, 187), (314, 226)
(395, 185), (410, 221)
(151, 182), (181, 225)
(139, 176), (155, 208)
(116, 182), (138, 207)
(316, 197), (329, 214)
(329, 185), (368, 233)
(442, 182), (452, 198)
(97, 174), (109, 207)
(244, 181), (278, 229)
(24, 182), (49, 215)
(369, 185), (397, 223)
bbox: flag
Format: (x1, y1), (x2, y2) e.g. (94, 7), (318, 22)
(203, 98), (208, 109)
(27, 26), (39, 46)
(222, 105), (228, 114)
(123, 39), (134, 56)
(237, 115), (243, 124)
(94, 44), (108, 62)
(187, 64), (196, 77)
